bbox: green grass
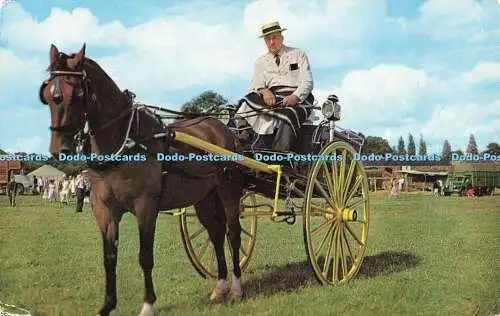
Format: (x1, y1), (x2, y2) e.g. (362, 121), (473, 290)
(0, 193), (499, 316)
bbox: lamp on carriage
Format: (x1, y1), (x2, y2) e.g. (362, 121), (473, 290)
(321, 94), (341, 121)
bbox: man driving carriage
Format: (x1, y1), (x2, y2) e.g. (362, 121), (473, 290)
(235, 21), (314, 152)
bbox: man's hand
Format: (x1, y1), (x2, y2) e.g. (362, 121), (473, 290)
(282, 94), (300, 107)
(260, 89), (276, 106)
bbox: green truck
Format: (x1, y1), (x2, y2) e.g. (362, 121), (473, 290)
(444, 162), (500, 196)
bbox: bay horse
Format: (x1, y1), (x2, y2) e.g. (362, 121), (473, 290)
(39, 43), (246, 316)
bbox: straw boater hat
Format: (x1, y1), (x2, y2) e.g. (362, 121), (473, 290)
(259, 21), (287, 38)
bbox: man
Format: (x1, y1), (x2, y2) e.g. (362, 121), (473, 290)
(236, 21), (314, 151)
(75, 174), (86, 212)
(7, 176), (17, 207)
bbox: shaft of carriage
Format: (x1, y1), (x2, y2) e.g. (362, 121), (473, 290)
(157, 130), (284, 219)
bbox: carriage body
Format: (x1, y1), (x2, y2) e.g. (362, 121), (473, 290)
(177, 98), (371, 286)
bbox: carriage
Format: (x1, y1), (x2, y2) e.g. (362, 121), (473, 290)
(164, 96), (370, 286)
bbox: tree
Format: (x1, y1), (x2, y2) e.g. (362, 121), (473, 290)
(181, 90), (228, 114)
(397, 136), (406, 155)
(407, 133), (416, 155)
(418, 134), (427, 155)
(483, 142), (500, 155)
(361, 136), (393, 155)
(466, 134), (479, 155)
(453, 149), (464, 157)
(442, 140), (452, 161)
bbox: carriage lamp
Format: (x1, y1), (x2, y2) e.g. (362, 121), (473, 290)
(321, 95), (341, 121)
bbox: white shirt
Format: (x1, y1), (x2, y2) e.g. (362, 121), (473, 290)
(250, 45), (314, 102)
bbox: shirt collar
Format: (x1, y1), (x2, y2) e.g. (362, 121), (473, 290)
(268, 45), (287, 57)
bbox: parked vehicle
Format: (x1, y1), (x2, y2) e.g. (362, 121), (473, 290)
(444, 162), (500, 196)
(0, 160), (22, 195)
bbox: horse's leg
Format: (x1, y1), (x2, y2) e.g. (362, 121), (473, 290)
(216, 186), (244, 301)
(95, 208), (120, 316)
(195, 192), (229, 301)
(136, 203), (159, 316)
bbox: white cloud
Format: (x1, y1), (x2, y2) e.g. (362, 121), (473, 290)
(459, 61), (500, 84)
(335, 64), (429, 125)
(2, 0), (390, 93)
(414, 0), (500, 41)
(420, 100), (500, 150)
(4, 136), (45, 154)
(0, 48), (46, 103)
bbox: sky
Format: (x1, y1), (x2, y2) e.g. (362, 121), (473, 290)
(0, 0), (499, 155)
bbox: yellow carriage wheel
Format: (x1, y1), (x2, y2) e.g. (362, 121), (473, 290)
(303, 141), (370, 285)
(179, 191), (258, 279)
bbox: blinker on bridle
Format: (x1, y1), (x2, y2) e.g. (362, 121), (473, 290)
(41, 68), (90, 152)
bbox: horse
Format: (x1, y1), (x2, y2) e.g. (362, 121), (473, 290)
(39, 43), (247, 316)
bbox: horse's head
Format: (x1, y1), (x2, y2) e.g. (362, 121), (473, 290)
(40, 44), (88, 156)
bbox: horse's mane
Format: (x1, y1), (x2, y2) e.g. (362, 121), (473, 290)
(83, 57), (123, 97)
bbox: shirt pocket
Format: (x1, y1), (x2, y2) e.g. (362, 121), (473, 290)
(288, 60), (300, 85)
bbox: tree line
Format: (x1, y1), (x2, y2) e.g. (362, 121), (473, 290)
(360, 133), (499, 161)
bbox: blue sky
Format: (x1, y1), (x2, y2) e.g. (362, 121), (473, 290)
(0, 0), (499, 155)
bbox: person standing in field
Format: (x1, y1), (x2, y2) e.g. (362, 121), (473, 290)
(48, 179), (57, 203)
(7, 176), (17, 207)
(75, 174), (86, 212)
(389, 178), (398, 198)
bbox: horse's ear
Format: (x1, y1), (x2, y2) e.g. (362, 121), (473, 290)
(50, 44), (59, 65)
(67, 43), (86, 70)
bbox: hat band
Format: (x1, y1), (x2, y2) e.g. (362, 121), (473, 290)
(262, 25), (282, 35)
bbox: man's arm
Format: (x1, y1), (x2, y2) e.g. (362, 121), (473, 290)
(292, 50), (314, 103)
(249, 58), (266, 92)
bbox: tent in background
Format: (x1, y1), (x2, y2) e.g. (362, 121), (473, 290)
(28, 165), (66, 179)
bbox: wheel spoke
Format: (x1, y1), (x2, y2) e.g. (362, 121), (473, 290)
(337, 149), (347, 207)
(345, 222), (363, 246)
(240, 244), (249, 257)
(241, 227), (253, 238)
(342, 228), (354, 262)
(322, 222), (338, 277)
(314, 222), (335, 260)
(314, 180), (336, 210)
(346, 198), (363, 209)
(321, 162), (337, 207)
(339, 224), (348, 279)
(311, 217), (335, 236)
(341, 159), (357, 206)
(189, 227), (205, 241)
(332, 156), (341, 206)
(198, 236), (211, 260)
(344, 175), (363, 207)
(331, 223), (340, 282)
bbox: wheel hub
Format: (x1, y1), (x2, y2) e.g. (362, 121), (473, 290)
(342, 208), (357, 222)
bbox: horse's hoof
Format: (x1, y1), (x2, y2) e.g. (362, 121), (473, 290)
(228, 290), (244, 304)
(139, 302), (156, 316)
(209, 288), (230, 302)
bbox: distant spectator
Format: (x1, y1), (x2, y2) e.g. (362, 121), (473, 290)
(466, 187), (475, 197)
(75, 174), (86, 212)
(433, 181), (439, 196)
(33, 176), (38, 194)
(390, 178), (398, 197)
(7, 177), (17, 207)
(59, 177), (70, 205)
(48, 180), (57, 202)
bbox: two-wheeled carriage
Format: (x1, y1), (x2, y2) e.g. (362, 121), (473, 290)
(166, 96), (370, 285)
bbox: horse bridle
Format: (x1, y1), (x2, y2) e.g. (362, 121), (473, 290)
(40, 67), (147, 157)
(39, 69), (91, 152)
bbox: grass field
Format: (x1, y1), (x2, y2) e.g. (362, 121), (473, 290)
(0, 193), (499, 316)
